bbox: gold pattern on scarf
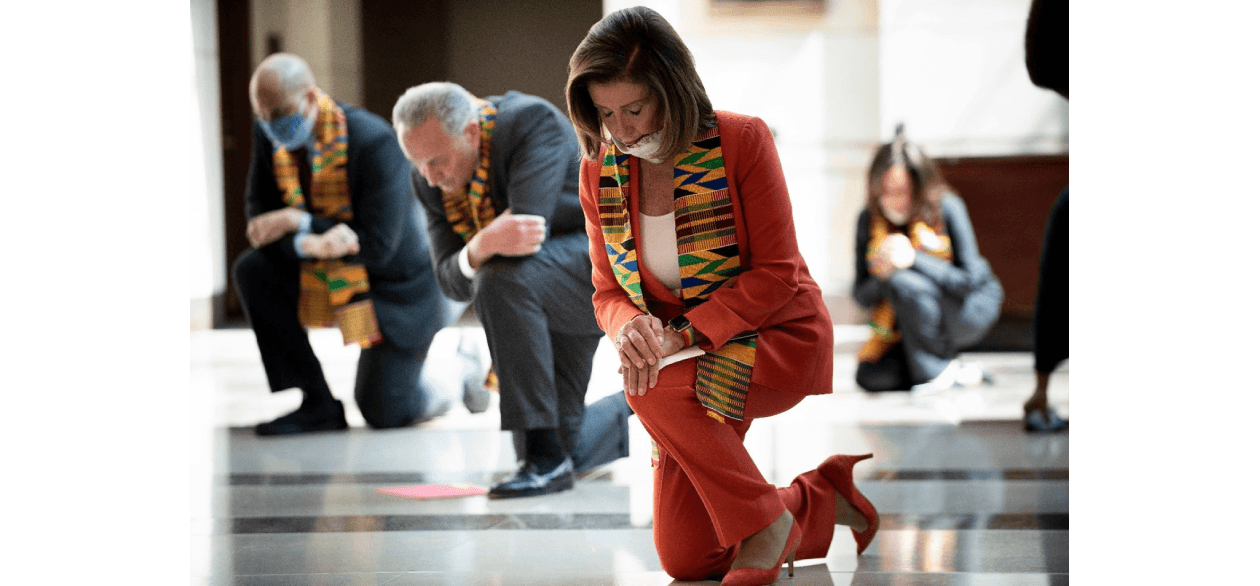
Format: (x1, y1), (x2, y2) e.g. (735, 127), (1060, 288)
(271, 90), (382, 348)
(441, 101), (498, 242)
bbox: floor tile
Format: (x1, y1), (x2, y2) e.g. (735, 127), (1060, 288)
(191, 327), (1068, 584)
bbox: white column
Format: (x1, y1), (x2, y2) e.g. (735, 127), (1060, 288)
(191, 0), (226, 330)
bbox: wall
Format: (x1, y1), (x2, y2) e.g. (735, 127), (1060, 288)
(359, 0), (602, 120)
(938, 155), (1067, 318)
(251, 0), (362, 106)
(447, 0), (603, 110)
(360, 0), (450, 121)
(191, 0), (226, 330)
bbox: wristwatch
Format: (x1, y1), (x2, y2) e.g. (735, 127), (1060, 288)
(667, 314), (696, 348)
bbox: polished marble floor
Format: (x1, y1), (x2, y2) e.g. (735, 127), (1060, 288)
(190, 325), (1068, 585)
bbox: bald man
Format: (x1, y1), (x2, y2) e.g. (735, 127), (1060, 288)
(234, 53), (486, 435)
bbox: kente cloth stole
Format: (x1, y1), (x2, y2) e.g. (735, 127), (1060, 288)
(442, 101), (498, 243)
(857, 214), (953, 362)
(272, 90), (382, 348)
(598, 127), (757, 423)
(439, 101), (501, 393)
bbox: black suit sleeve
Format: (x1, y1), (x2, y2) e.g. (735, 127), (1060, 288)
(243, 122), (303, 262)
(341, 117), (416, 271)
(245, 122), (278, 221)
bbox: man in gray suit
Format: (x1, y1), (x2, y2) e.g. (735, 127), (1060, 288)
(392, 82), (629, 498)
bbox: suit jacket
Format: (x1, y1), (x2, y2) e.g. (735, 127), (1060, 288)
(579, 112), (834, 398)
(244, 101), (442, 355)
(411, 91), (588, 302)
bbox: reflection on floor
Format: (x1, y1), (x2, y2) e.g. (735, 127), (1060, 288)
(191, 326), (1068, 585)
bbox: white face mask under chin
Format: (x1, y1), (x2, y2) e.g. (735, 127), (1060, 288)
(881, 206), (909, 226)
(612, 129), (665, 164)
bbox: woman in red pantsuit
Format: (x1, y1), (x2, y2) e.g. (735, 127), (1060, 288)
(566, 7), (880, 585)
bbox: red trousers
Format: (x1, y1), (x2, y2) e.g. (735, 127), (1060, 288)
(627, 358), (838, 581)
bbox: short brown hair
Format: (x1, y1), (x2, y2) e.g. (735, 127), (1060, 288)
(866, 125), (952, 225)
(565, 6), (716, 161)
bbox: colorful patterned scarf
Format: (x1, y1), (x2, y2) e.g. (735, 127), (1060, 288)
(857, 213), (953, 362)
(435, 100), (501, 393)
(442, 101), (498, 242)
(598, 128), (757, 422)
(272, 90), (381, 348)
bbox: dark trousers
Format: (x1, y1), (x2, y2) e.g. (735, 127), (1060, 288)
(232, 248), (449, 428)
(471, 231), (604, 452)
(510, 391), (633, 473)
(856, 269), (1003, 391)
(1033, 188), (1068, 374)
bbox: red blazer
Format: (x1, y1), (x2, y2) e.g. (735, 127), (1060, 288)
(578, 111), (833, 398)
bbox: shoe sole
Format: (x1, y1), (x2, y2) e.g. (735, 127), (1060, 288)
(1023, 410), (1068, 433)
(255, 421), (348, 436)
(1023, 421), (1068, 433)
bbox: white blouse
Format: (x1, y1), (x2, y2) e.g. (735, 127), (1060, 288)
(637, 211), (682, 296)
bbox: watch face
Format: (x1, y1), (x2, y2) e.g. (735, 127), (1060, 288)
(669, 315), (690, 331)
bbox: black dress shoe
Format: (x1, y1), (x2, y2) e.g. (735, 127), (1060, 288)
(487, 457), (575, 499)
(255, 400), (348, 436)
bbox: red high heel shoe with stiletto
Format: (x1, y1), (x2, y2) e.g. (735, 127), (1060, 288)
(818, 453), (880, 555)
(721, 518), (802, 586)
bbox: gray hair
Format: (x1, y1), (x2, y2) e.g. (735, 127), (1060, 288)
(392, 82), (478, 138)
(262, 53), (316, 102)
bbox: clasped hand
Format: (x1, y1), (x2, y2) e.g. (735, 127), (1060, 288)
(468, 210), (546, 267)
(247, 209), (359, 259)
(299, 223), (360, 259)
(616, 315), (686, 397)
(246, 208), (304, 248)
(870, 233), (915, 280)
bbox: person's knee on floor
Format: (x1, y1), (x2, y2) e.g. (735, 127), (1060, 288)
(856, 359), (909, 392)
(354, 344), (449, 429)
(356, 395), (425, 429)
(658, 549), (727, 582)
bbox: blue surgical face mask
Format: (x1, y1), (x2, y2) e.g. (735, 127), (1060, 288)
(260, 100), (316, 150)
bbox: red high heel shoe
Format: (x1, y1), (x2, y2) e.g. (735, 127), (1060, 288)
(721, 518), (802, 586)
(818, 453), (880, 555)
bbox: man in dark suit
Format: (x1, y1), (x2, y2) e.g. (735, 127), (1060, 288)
(392, 82), (630, 498)
(234, 54), (485, 436)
